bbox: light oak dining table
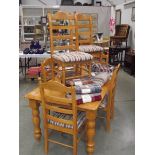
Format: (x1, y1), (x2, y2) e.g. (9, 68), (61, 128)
(25, 82), (108, 155)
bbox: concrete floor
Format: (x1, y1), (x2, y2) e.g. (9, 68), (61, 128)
(19, 69), (135, 155)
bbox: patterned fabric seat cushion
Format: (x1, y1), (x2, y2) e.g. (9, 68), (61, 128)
(76, 93), (102, 105)
(66, 77), (94, 86)
(52, 51), (93, 62)
(92, 72), (111, 86)
(79, 45), (103, 53)
(49, 111), (86, 129)
(91, 63), (114, 73)
(75, 83), (102, 94)
(66, 71), (112, 88)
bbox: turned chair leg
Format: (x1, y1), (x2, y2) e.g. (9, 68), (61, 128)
(44, 129), (48, 155)
(73, 135), (77, 155)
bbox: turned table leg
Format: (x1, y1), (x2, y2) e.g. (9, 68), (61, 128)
(86, 111), (97, 155)
(29, 99), (42, 141)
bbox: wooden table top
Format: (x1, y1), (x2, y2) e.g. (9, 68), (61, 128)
(25, 85), (108, 111)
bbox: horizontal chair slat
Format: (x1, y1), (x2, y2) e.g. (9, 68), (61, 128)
(47, 114), (74, 125)
(53, 35), (74, 39)
(79, 39), (92, 43)
(50, 25), (75, 30)
(76, 16), (90, 20)
(78, 31), (91, 35)
(47, 115), (73, 125)
(45, 105), (73, 114)
(45, 95), (72, 105)
(48, 123), (73, 135)
(50, 16), (75, 20)
(78, 24), (91, 28)
(53, 45), (76, 50)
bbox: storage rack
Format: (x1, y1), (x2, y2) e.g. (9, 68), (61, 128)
(19, 5), (60, 42)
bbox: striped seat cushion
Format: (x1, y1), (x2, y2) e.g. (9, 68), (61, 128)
(91, 63), (114, 73)
(49, 111), (86, 129)
(76, 93), (102, 105)
(75, 83), (102, 94)
(52, 51), (93, 62)
(79, 45), (103, 53)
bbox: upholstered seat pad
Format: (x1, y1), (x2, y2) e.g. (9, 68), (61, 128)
(79, 45), (103, 53)
(75, 83), (102, 94)
(52, 51), (93, 62)
(76, 93), (102, 105)
(49, 111), (86, 129)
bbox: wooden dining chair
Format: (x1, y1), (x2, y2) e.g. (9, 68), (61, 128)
(47, 11), (93, 84)
(75, 13), (108, 64)
(39, 80), (86, 155)
(98, 64), (120, 131)
(41, 58), (53, 82)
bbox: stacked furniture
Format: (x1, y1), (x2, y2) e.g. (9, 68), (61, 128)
(110, 24), (130, 47)
(124, 49), (135, 75)
(109, 24), (130, 65)
(75, 13), (109, 64)
(48, 11), (93, 84)
(25, 63), (120, 155)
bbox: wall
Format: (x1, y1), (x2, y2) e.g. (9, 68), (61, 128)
(22, 0), (61, 5)
(115, 1), (135, 49)
(60, 6), (111, 35)
(22, 0), (92, 5)
(21, 0), (111, 35)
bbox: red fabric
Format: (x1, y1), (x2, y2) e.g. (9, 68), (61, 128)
(27, 67), (41, 76)
(77, 94), (102, 105)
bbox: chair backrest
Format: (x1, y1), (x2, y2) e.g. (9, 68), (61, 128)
(110, 64), (120, 100)
(48, 11), (78, 54)
(75, 13), (93, 46)
(41, 58), (53, 82)
(115, 24), (130, 38)
(40, 80), (77, 134)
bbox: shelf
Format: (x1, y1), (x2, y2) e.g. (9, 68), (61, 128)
(24, 33), (35, 35)
(24, 25), (35, 27)
(23, 16), (41, 18)
(20, 5), (59, 42)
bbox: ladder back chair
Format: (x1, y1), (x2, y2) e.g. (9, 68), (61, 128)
(98, 64), (120, 131)
(41, 58), (53, 82)
(47, 11), (93, 84)
(40, 80), (86, 155)
(75, 13), (108, 64)
(110, 24), (130, 47)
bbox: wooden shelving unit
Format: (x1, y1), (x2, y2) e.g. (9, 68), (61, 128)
(19, 5), (60, 42)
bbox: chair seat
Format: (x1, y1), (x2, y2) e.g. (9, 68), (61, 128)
(52, 51), (93, 62)
(50, 111), (86, 129)
(79, 45), (103, 53)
